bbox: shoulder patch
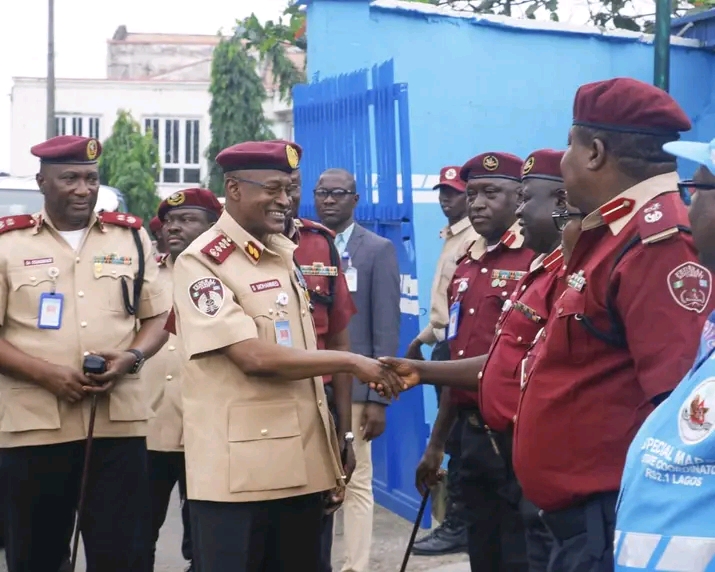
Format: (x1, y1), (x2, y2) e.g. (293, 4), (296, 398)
(299, 218), (336, 238)
(667, 262), (712, 314)
(98, 211), (143, 230)
(200, 234), (235, 264)
(638, 193), (689, 245)
(188, 277), (225, 317)
(0, 214), (37, 234)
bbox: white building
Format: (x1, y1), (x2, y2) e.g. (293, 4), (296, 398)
(10, 27), (301, 198)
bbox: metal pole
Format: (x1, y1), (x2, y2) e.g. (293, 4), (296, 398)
(46, 0), (56, 138)
(654, 0), (671, 92)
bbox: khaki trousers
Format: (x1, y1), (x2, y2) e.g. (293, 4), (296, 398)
(339, 402), (374, 572)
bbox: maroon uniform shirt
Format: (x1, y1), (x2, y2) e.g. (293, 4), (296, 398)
(448, 224), (536, 408)
(478, 247), (566, 432)
(291, 218), (357, 383)
(513, 174), (714, 511)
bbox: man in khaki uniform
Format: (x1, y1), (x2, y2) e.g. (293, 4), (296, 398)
(170, 140), (405, 572)
(0, 135), (171, 572)
(405, 165), (477, 555)
(146, 188), (223, 572)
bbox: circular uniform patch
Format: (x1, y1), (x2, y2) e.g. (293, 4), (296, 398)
(167, 192), (185, 207)
(188, 277), (225, 317)
(482, 155), (499, 172)
(445, 168), (457, 180)
(86, 139), (98, 161)
(286, 145), (299, 169)
(679, 377), (715, 444)
(667, 262), (712, 314)
(522, 156), (535, 176)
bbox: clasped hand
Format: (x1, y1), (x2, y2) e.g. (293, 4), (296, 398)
(351, 355), (421, 399)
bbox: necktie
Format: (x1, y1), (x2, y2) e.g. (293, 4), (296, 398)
(335, 234), (345, 256)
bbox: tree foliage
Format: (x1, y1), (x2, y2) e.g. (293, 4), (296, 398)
(99, 110), (160, 225)
(207, 35), (274, 195)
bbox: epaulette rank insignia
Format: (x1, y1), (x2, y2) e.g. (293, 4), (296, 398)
(201, 234), (235, 264)
(244, 240), (261, 263)
(639, 194), (685, 245)
(300, 263), (339, 277)
(0, 214), (37, 234)
(98, 212), (143, 230)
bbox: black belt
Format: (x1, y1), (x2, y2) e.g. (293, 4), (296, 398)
(538, 492), (618, 542)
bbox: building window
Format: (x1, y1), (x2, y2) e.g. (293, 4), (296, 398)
(144, 117), (201, 184)
(55, 114), (100, 138)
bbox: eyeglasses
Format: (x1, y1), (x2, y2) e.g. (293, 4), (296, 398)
(552, 209), (586, 232)
(677, 180), (715, 206)
(228, 177), (298, 195)
(314, 188), (355, 199)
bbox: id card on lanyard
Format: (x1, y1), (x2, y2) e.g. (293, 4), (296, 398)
(447, 302), (461, 340)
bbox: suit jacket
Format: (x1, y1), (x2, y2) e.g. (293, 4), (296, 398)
(343, 224), (401, 405)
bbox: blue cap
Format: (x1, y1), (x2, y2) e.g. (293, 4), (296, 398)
(663, 138), (715, 171)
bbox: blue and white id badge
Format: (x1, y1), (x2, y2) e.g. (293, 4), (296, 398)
(274, 320), (293, 347)
(38, 293), (64, 330)
(447, 302), (460, 340)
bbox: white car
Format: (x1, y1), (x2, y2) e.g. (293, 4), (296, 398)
(0, 174), (127, 216)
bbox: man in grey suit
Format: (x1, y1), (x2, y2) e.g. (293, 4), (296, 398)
(314, 168), (401, 572)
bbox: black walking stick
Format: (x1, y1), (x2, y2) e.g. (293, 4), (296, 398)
(399, 489), (431, 572)
(70, 355), (106, 572)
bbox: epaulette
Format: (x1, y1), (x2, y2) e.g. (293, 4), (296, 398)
(164, 308), (177, 335)
(200, 233), (235, 264)
(0, 214), (37, 234)
(98, 211), (143, 230)
(299, 218), (336, 238)
(637, 192), (690, 245)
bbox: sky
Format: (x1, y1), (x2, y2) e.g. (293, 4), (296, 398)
(0, 0), (289, 172)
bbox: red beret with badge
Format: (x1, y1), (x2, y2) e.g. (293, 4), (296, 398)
(215, 140), (303, 174)
(460, 152), (523, 182)
(572, 77), (691, 136)
(157, 188), (223, 222)
(149, 216), (163, 236)
(31, 135), (102, 164)
(433, 166), (466, 192)
(521, 149), (564, 181)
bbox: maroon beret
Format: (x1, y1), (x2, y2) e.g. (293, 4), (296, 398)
(31, 135), (102, 164)
(158, 188), (223, 222)
(433, 166), (466, 192)
(460, 152), (522, 182)
(149, 216), (163, 236)
(572, 78), (691, 136)
(215, 140), (302, 174)
(521, 149), (564, 181)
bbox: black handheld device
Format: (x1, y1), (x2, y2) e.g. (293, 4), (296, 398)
(82, 355), (107, 376)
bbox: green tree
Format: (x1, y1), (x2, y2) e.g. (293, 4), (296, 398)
(99, 110), (160, 225)
(207, 34), (274, 195)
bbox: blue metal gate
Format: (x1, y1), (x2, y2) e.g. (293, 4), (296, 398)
(293, 59), (431, 527)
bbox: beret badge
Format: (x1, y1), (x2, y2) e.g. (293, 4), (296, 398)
(167, 192), (186, 207)
(286, 145), (300, 170)
(445, 168), (457, 180)
(86, 139), (98, 161)
(522, 156), (535, 176)
(482, 155), (499, 172)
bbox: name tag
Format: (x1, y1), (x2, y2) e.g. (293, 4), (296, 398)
(274, 320), (292, 347)
(447, 302), (461, 340)
(38, 293), (64, 330)
(345, 266), (358, 292)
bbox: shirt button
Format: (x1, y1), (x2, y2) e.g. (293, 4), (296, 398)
(458, 350), (464, 356)
(496, 328), (502, 336)
(558, 307), (563, 314)
(318, 400), (323, 406)
(168, 345), (176, 351)
(260, 429), (268, 436)
(477, 371), (483, 380)
(80, 321), (87, 328)
(517, 336), (523, 342)
(78, 291), (84, 297)
(316, 285), (321, 292)
(521, 285), (527, 291)
(501, 291), (508, 297)
(469, 308), (475, 315)
(75, 257), (81, 263)
(83, 351), (90, 357)
(513, 415), (517, 423)
(480, 268), (487, 274)
(166, 375), (173, 381)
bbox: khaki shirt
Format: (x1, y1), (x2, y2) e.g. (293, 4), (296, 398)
(172, 211), (344, 503)
(0, 210), (171, 448)
(146, 256), (184, 452)
(417, 217), (479, 344)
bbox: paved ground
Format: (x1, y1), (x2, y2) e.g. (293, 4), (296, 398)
(0, 490), (469, 571)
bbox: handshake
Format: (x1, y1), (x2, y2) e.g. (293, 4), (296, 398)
(350, 355), (422, 399)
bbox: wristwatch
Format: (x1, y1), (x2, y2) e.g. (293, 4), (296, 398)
(126, 349), (146, 374)
(344, 431), (355, 445)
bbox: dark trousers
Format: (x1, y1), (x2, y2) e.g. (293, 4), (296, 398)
(190, 493), (324, 572)
(539, 492), (617, 572)
(519, 497), (554, 572)
(148, 450), (192, 569)
(1, 437), (150, 572)
(458, 415), (528, 572)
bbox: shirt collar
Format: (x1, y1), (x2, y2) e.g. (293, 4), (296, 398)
(581, 172), (680, 236)
(336, 222), (356, 245)
(440, 217), (472, 239)
(215, 211), (296, 266)
(529, 246), (563, 272)
(468, 220), (524, 260)
(34, 209), (98, 235)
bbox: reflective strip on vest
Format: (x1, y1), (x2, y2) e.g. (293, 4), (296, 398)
(616, 531), (715, 571)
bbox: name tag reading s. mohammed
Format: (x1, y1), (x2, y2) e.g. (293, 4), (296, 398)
(38, 293), (64, 330)
(274, 320), (293, 347)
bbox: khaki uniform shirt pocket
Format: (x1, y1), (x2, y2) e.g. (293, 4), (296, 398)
(109, 374), (152, 422)
(93, 266), (135, 314)
(0, 387), (61, 432)
(228, 401), (308, 493)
